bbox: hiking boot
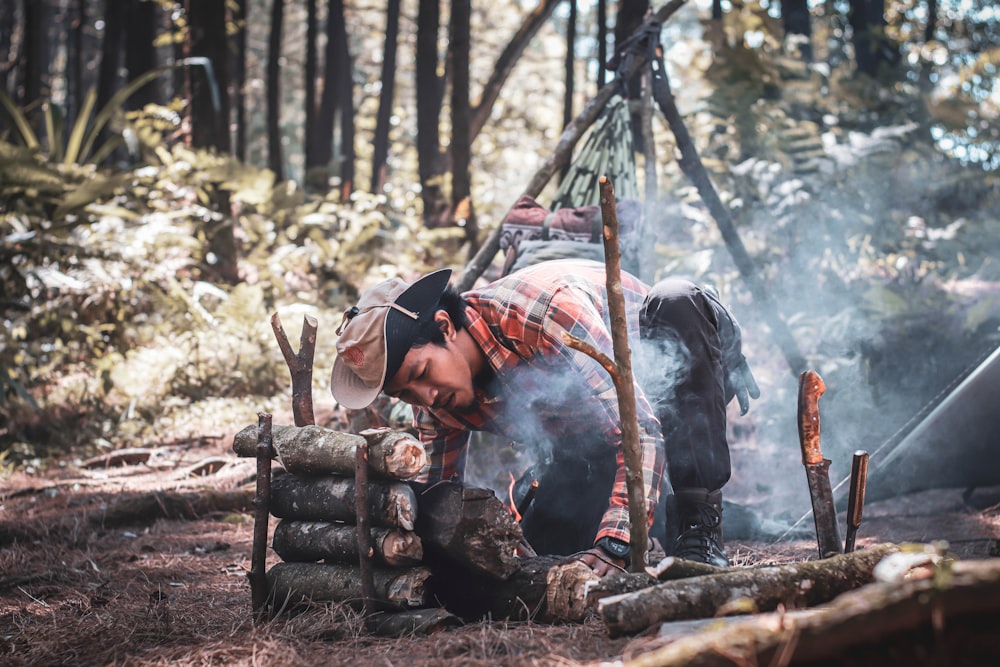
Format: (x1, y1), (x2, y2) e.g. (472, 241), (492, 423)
(672, 488), (729, 568)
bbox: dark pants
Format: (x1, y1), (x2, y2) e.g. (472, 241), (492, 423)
(520, 278), (734, 554)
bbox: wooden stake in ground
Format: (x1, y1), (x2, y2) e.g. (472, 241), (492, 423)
(270, 313), (317, 426)
(249, 412), (273, 619)
(599, 543), (898, 637)
(560, 176), (649, 573)
(355, 437), (375, 611)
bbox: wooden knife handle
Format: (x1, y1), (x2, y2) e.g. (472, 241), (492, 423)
(798, 370), (827, 465)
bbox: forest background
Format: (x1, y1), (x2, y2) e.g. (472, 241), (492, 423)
(2, 0), (997, 502)
(1, 0), (999, 663)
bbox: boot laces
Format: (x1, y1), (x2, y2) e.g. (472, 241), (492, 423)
(674, 502), (724, 559)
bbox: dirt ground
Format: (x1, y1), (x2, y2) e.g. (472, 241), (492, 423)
(2, 413), (999, 667)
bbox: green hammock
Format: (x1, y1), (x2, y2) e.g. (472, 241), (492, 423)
(550, 94), (639, 211)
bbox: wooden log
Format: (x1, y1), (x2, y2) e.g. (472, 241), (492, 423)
(267, 562), (432, 611)
(600, 543), (899, 637)
(619, 558), (1000, 666)
(414, 481), (522, 580)
(546, 560), (602, 622)
(232, 424), (426, 480)
(272, 520), (423, 567)
(270, 472), (417, 530)
(427, 555), (565, 621)
(364, 608), (462, 637)
(88, 489), (254, 527)
(648, 556), (726, 580)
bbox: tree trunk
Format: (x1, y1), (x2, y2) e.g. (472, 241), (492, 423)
(125, 0), (161, 110)
(185, 0), (231, 153)
(185, 0), (237, 283)
(416, 0), (447, 226)
(597, 0), (608, 88)
(337, 17), (355, 200)
(468, 0), (562, 142)
(67, 0), (86, 131)
(266, 0), (285, 180)
(272, 520), (423, 567)
(304, 0), (319, 178)
(599, 544), (898, 637)
(414, 481), (522, 580)
(96, 0), (124, 116)
(371, 0), (401, 193)
(782, 0), (813, 61)
(312, 0), (341, 179)
(232, 0), (248, 161)
(925, 0), (937, 43)
(270, 471), (418, 530)
(267, 561), (433, 610)
(849, 0), (896, 77)
(0, 3), (14, 99)
(231, 424), (426, 480)
(561, 0), (577, 182)
(449, 0), (476, 255)
(613, 0), (649, 150)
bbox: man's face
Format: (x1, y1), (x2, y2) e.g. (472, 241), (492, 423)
(383, 313), (477, 412)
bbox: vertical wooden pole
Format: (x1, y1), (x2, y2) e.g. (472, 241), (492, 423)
(249, 412), (273, 618)
(599, 176), (649, 573)
(355, 439), (375, 611)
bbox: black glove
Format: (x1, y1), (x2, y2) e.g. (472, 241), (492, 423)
(704, 287), (761, 416)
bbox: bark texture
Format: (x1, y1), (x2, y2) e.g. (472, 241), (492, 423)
(232, 424), (426, 480)
(414, 482), (522, 580)
(272, 520), (422, 567)
(270, 471), (417, 530)
(267, 562), (432, 610)
(600, 544), (898, 636)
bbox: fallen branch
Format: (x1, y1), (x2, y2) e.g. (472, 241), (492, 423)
(600, 544), (899, 637)
(232, 424), (426, 480)
(270, 313), (317, 427)
(619, 557), (1000, 666)
(88, 488), (255, 527)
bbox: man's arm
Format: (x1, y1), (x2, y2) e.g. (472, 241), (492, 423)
(532, 287), (667, 552)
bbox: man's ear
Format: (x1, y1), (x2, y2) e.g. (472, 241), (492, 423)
(433, 310), (456, 340)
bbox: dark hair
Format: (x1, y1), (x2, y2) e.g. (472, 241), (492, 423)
(410, 286), (469, 348)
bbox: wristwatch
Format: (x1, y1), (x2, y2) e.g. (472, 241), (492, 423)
(595, 536), (630, 562)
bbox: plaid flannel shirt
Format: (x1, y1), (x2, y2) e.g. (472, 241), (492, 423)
(411, 259), (665, 547)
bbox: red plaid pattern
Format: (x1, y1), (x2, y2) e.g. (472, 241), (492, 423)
(412, 259), (665, 546)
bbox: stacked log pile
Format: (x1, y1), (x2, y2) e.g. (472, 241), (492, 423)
(233, 424), (434, 613)
(233, 422), (537, 628)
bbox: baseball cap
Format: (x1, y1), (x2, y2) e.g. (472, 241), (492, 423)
(330, 269), (452, 409)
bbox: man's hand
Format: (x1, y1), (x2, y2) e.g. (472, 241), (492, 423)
(576, 548), (627, 577)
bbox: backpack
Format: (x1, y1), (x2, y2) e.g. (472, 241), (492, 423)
(499, 194), (643, 276)
(498, 94), (644, 277)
